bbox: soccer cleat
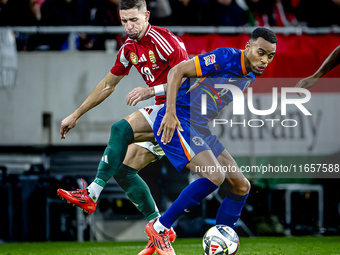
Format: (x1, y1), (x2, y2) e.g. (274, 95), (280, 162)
(57, 179), (97, 215)
(138, 239), (155, 255)
(145, 221), (176, 255)
(169, 227), (177, 242)
(138, 227), (177, 255)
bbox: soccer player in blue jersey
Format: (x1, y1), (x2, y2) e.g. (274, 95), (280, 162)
(144, 27), (277, 255)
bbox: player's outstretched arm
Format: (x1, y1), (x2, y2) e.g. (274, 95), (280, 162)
(60, 72), (124, 139)
(157, 59), (196, 144)
(295, 45), (340, 96)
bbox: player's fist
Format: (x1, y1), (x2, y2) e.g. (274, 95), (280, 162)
(60, 114), (78, 139)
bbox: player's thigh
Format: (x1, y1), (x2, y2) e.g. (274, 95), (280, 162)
(188, 150), (225, 187)
(124, 105), (164, 143)
(123, 144), (157, 170)
(216, 150), (250, 195)
(124, 110), (154, 142)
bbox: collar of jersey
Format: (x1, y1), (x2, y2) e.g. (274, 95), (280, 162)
(240, 50), (250, 76)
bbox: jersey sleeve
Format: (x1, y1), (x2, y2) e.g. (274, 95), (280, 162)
(194, 48), (235, 77)
(149, 29), (189, 68)
(110, 45), (132, 76)
(166, 34), (189, 68)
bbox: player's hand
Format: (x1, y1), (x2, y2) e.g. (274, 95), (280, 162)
(126, 87), (154, 106)
(60, 114), (77, 139)
(157, 112), (183, 145)
(295, 76), (318, 97)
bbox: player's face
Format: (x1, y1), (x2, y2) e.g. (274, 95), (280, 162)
(120, 8), (150, 41)
(245, 37), (276, 76)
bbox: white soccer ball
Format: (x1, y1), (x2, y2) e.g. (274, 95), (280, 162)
(202, 225), (239, 255)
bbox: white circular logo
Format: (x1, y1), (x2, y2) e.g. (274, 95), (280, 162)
(192, 136), (204, 146)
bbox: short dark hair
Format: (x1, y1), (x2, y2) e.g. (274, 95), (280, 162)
(119, 0), (147, 11)
(250, 27), (278, 44)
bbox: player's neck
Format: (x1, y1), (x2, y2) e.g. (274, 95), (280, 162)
(243, 50), (252, 74)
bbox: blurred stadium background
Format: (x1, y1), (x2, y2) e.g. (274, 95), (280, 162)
(0, 0), (340, 249)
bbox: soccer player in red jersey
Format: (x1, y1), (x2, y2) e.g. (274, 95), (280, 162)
(57, 0), (188, 254)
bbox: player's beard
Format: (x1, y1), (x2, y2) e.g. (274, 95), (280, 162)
(127, 30), (141, 40)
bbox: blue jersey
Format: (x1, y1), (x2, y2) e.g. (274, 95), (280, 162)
(154, 48), (256, 172)
(175, 48), (256, 125)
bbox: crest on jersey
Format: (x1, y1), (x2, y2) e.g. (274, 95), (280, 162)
(192, 136), (204, 146)
(130, 52), (138, 65)
(149, 50), (156, 63)
(204, 54), (216, 66)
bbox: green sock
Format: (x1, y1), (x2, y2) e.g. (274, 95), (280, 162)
(113, 164), (160, 221)
(96, 119), (134, 183)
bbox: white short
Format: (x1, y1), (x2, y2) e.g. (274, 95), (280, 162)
(135, 104), (165, 159)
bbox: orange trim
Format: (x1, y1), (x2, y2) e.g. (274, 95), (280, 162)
(240, 50), (249, 76)
(177, 130), (191, 161)
(194, 56), (202, 77)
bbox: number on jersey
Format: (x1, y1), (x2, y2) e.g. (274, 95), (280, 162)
(141, 67), (155, 82)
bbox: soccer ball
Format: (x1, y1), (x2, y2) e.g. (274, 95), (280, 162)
(202, 225), (239, 255)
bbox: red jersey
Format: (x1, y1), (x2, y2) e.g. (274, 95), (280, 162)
(110, 24), (189, 105)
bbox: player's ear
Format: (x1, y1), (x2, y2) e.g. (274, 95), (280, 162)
(246, 41), (251, 51)
(145, 11), (150, 22)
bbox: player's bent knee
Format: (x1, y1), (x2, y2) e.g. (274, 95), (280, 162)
(242, 178), (251, 194)
(110, 120), (128, 135)
(109, 119), (135, 145)
(232, 178), (251, 195)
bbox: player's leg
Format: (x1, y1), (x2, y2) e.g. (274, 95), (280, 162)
(90, 106), (164, 208)
(94, 110), (154, 186)
(57, 109), (155, 213)
(113, 144), (160, 221)
(120, 107), (176, 255)
(94, 105), (163, 184)
(147, 113), (222, 254)
(156, 145), (250, 230)
(155, 149), (223, 229)
(146, 149), (222, 255)
(114, 144), (174, 255)
(215, 149), (250, 228)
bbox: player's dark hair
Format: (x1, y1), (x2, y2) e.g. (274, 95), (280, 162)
(250, 27), (278, 44)
(119, 0), (147, 11)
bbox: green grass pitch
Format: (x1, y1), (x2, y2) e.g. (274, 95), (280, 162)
(1, 236), (340, 255)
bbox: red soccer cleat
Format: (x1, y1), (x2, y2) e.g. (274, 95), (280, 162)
(138, 226), (177, 255)
(145, 221), (176, 255)
(57, 179), (97, 214)
(169, 227), (176, 242)
(138, 239), (155, 255)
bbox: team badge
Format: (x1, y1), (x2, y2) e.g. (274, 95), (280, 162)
(149, 50), (156, 63)
(130, 52), (138, 65)
(192, 136), (204, 146)
(204, 54), (216, 66)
